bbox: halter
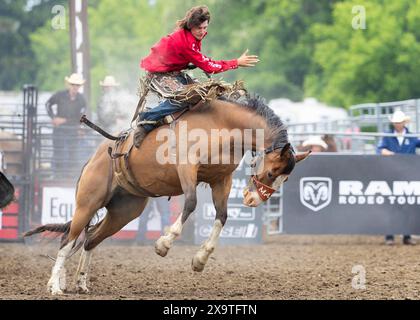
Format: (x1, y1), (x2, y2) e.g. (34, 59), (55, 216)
(248, 142), (295, 201)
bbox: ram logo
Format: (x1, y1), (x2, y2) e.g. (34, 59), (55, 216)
(300, 177), (332, 212)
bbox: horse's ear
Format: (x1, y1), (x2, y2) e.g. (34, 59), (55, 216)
(296, 150), (311, 163)
(280, 143), (291, 157)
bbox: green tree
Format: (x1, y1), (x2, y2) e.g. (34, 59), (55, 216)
(30, 0), (184, 106)
(29, 0), (339, 104)
(207, 0), (341, 100)
(0, 0), (66, 90)
(305, 0), (420, 107)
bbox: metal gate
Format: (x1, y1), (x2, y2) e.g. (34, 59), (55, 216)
(0, 85), (103, 241)
(0, 85), (37, 241)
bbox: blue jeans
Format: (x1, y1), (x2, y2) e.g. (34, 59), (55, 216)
(139, 74), (189, 132)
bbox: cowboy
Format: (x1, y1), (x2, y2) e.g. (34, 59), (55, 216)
(100, 75), (120, 89)
(45, 73), (87, 172)
(134, 5), (259, 148)
(300, 136), (328, 153)
(377, 109), (420, 245)
(97, 75), (127, 133)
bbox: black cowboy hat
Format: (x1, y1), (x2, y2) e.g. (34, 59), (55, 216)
(0, 171), (15, 208)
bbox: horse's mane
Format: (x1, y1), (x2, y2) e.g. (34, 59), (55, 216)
(220, 95), (289, 144)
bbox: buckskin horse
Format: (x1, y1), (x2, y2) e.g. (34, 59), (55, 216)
(24, 95), (310, 295)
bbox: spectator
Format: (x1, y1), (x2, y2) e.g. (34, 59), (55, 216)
(45, 73), (87, 174)
(97, 75), (128, 133)
(377, 109), (420, 245)
(322, 134), (338, 152)
(300, 136), (328, 153)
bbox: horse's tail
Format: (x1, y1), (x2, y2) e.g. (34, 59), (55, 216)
(23, 221), (72, 238)
(23, 221), (76, 254)
(23, 219), (100, 256)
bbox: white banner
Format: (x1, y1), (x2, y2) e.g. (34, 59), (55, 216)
(42, 187), (75, 224)
(42, 187), (139, 230)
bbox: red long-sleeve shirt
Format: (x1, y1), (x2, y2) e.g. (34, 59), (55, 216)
(140, 29), (238, 74)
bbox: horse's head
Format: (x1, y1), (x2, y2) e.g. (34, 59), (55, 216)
(243, 143), (310, 207)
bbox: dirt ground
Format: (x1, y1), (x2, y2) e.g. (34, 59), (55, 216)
(1, 235), (420, 300)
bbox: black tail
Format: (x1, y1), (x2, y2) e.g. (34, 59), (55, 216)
(23, 220), (98, 256)
(23, 221), (72, 238)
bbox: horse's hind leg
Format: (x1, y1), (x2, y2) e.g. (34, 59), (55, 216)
(74, 242), (96, 293)
(74, 221), (105, 294)
(47, 203), (102, 295)
(47, 146), (112, 295)
(74, 220), (105, 294)
(74, 193), (148, 293)
(47, 238), (75, 295)
(48, 203), (105, 295)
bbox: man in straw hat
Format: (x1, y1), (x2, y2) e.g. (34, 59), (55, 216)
(301, 136), (328, 153)
(45, 73), (87, 173)
(97, 75), (123, 132)
(99, 75), (120, 88)
(97, 75), (137, 133)
(377, 109), (420, 245)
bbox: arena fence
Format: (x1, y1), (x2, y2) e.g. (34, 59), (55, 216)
(1, 86), (420, 242)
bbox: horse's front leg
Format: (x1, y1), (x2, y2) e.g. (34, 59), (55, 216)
(192, 175), (232, 272)
(155, 165), (198, 257)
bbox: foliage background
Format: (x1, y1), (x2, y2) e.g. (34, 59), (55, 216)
(2, 0), (420, 109)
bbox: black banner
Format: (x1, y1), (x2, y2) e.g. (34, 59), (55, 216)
(283, 154), (420, 234)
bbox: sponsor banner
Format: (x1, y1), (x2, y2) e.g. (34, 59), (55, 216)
(283, 154), (420, 234)
(42, 187), (138, 231)
(42, 187), (78, 224)
(202, 203), (255, 221)
(197, 223), (259, 239)
(195, 156), (263, 245)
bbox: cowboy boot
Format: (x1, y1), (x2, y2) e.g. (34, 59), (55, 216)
(133, 125), (148, 149)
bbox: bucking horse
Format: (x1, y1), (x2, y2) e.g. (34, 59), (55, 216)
(24, 86), (310, 295)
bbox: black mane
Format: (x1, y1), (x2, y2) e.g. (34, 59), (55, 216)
(221, 95), (289, 144)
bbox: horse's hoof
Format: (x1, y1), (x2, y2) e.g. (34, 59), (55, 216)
(191, 256), (205, 272)
(155, 245), (168, 257)
(48, 278), (64, 295)
(59, 277), (66, 291)
(155, 238), (170, 257)
(49, 286), (64, 295)
(76, 286), (90, 294)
